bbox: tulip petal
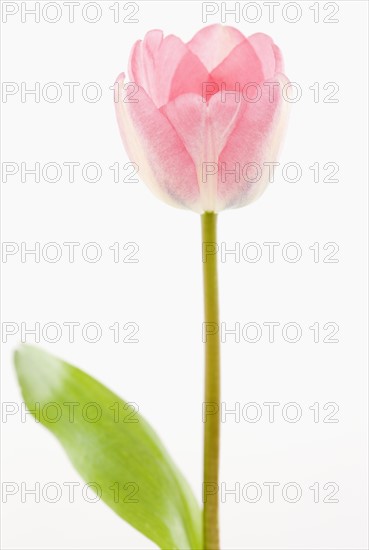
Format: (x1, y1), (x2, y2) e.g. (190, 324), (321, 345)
(129, 30), (206, 108)
(210, 38), (264, 89)
(248, 33), (284, 78)
(162, 91), (244, 211)
(217, 74), (290, 210)
(187, 24), (246, 72)
(168, 49), (210, 102)
(128, 31), (163, 99)
(115, 73), (201, 211)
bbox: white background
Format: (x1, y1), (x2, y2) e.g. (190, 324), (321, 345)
(1, 1), (368, 549)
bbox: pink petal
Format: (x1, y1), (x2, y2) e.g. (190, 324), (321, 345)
(248, 33), (284, 79)
(128, 30), (163, 93)
(114, 73), (201, 211)
(162, 92), (244, 211)
(210, 38), (264, 89)
(168, 49), (210, 102)
(217, 74), (290, 210)
(129, 30), (202, 108)
(272, 45), (284, 75)
(187, 24), (246, 72)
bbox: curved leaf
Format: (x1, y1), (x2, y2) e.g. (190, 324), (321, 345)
(14, 345), (202, 550)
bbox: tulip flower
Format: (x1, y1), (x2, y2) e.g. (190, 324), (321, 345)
(115, 25), (289, 549)
(115, 24), (289, 213)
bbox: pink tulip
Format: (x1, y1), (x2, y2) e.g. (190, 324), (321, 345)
(115, 24), (289, 213)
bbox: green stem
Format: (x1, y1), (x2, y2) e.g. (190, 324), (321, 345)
(201, 212), (221, 550)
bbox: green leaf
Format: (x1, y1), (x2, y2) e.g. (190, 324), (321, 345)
(14, 345), (202, 550)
